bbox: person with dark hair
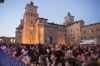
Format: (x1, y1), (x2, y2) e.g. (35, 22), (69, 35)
(27, 47), (37, 63)
(55, 49), (64, 65)
(15, 46), (22, 57)
(38, 45), (48, 66)
(64, 57), (77, 66)
(85, 56), (99, 66)
(54, 45), (65, 65)
(49, 53), (57, 66)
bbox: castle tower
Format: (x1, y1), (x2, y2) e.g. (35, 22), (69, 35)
(22, 2), (38, 44)
(64, 12), (74, 25)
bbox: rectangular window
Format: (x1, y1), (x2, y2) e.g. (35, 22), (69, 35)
(30, 31), (32, 36)
(84, 30), (86, 33)
(89, 29), (93, 33)
(30, 21), (33, 26)
(30, 21), (32, 24)
(81, 37), (82, 40)
(91, 36), (93, 39)
(84, 37), (86, 39)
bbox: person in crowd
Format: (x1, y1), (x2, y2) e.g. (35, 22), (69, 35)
(85, 56), (99, 66)
(0, 43), (100, 66)
(38, 45), (47, 66)
(49, 53), (57, 66)
(64, 57), (77, 66)
(65, 50), (73, 59)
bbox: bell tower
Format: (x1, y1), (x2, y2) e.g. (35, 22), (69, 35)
(22, 1), (38, 44)
(64, 12), (74, 25)
(25, 2), (38, 16)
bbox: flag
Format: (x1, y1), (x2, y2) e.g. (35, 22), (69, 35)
(0, 0), (4, 3)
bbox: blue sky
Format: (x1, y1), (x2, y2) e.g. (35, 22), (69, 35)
(0, 0), (100, 37)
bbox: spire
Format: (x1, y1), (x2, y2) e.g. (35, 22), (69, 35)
(30, 1), (33, 5)
(30, 0), (34, 5)
(67, 11), (71, 16)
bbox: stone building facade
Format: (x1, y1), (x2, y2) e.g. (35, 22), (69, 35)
(81, 22), (100, 44)
(65, 20), (85, 44)
(15, 2), (100, 44)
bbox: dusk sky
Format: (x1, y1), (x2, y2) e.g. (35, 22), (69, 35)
(0, 0), (100, 37)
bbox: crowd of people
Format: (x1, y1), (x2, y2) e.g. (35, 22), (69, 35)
(0, 43), (100, 66)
